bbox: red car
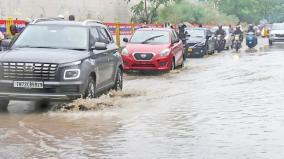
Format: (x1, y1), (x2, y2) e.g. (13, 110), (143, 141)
(121, 28), (184, 71)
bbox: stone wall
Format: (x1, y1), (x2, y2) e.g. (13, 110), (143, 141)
(0, 0), (138, 22)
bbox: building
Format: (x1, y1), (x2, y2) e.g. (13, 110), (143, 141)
(0, 0), (139, 22)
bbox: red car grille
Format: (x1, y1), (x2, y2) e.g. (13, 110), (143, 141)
(133, 53), (154, 61)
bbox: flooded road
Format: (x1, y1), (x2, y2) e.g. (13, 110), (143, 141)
(2, 39), (284, 159)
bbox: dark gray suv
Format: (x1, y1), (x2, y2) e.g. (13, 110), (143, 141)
(0, 20), (123, 111)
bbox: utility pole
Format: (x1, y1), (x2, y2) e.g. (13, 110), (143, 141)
(144, 0), (148, 24)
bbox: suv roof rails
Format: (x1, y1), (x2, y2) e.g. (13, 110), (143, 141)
(31, 18), (64, 24)
(83, 20), (103, 26)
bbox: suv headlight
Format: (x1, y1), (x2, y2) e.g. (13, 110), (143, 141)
(121, 48), (129, 55)
(160, 49), (170, 57)
(60, 61), (81, 80)
(270, 34), (276, 37)
(64, 69), (80, 80)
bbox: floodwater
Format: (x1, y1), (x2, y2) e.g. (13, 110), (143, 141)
(1, 39), (284, 159)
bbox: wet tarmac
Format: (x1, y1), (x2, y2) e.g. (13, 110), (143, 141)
(2, 39), (284, 159)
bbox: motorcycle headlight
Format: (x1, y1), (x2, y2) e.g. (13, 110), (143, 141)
(64, 69), (81, 80)
(160, 49), (170, 57)
(121, 48), (129, 55)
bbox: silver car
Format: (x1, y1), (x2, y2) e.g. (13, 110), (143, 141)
(269, 23), (284, 45)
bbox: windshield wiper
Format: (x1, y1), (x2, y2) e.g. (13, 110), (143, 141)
(141, 35), (165, 44)
(16, 46), (58, 49)
(64, 48), (86, 51)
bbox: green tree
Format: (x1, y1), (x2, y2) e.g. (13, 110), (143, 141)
(158, 1), (238, 24)
(125, 0), (175, 23)
(219, 0), (283, 23)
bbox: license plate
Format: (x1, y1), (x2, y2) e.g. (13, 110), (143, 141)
(137, 61), (151, 64)
(14, 81), (44, 89)
(188, 48), (193, 52)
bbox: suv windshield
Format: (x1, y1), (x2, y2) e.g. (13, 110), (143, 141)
(13, 25), (88, 50)
(130, 30), (170, 44)
(187, 29), (205, 38)
(272, 24), (284, 30)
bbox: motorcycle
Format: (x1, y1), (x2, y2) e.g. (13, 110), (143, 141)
(215, 34), (224, 53)
(246, 32), (258, 49)
(232, 34), (241, 52)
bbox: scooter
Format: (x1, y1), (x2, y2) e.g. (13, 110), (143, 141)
(246, 32), (258, 49)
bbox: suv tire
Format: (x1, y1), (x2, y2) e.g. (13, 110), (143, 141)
(82, 76), (96, 99)
(0, 100), (9, 112)
(113, 69), (123, 91)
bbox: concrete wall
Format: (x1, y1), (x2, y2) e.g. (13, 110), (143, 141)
(0, 0), (139, 22)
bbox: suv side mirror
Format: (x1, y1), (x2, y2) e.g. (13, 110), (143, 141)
(123, 37), (129, 43)
(1, 39), (11, 51)
(92, 42), (107, 50)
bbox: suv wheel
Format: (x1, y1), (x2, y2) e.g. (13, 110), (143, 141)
(113, 69), (123, 91)
(0, 100), (9, 112)
(82, 77), (96, 99)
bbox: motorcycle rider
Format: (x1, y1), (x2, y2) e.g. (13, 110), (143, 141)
(178, 24), (187, 60)
(215, 25), (226, 51)
(247, 24), (256, 34)
(232, 25), (244, 50)
(233, 25), (244, 42)
(215, 25), (226, 38)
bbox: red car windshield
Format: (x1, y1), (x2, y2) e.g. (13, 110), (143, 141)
(130, 30), (170, 44)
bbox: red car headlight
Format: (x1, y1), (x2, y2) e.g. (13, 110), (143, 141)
(160, 49), (170, 57)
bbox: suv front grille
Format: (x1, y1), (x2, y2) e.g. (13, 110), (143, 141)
(2, 62), (58, 80)
(134, 53), (154, 61)
(188, 43), (197, 47)
(276, 34), (284, 37)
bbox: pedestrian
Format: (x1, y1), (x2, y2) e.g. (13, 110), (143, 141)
(69, 15), (75, 21)
(6, 24), (19, 41)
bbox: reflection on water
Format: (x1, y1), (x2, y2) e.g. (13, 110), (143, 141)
(2, 39), (284, 158)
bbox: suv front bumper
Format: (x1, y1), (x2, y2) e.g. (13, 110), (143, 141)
(0, 80), (84, 101)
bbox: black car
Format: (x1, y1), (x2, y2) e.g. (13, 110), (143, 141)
(185, 28), (215, 58)
(0, 20), (123, 111)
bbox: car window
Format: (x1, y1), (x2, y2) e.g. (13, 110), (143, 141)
(172, 30), (179, 42)
(103, 28), (113, 43)
(13, 25), (88, 50)
(90, 27), (99, 47)
(187, 29), (205, 38)
(98, 27), (111, 44)
(130, 30), (170, 44)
